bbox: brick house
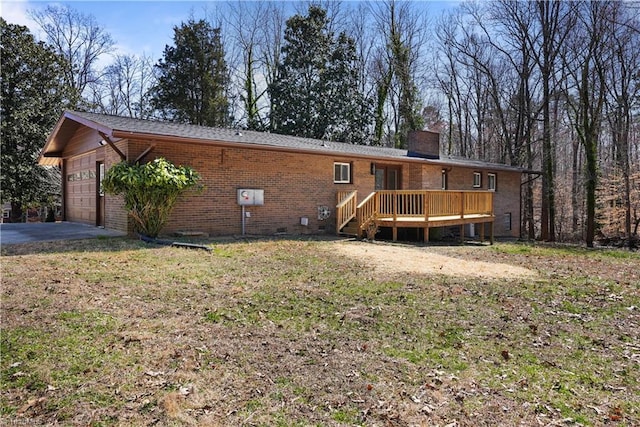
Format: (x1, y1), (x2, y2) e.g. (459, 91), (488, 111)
(39, 111), (530, 241)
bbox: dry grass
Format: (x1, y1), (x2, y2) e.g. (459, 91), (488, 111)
(1, 237), (639, 426)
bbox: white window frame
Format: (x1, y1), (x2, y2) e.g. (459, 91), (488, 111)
(334, 162), (351, 184)
(473, 172), (482, 188)
(488, 173), (497, 191)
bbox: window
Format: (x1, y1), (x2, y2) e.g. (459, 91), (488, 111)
(473, 172), (482, 188)
(441, 169), (448, 190)
(488, 173), (497, 191)
(334, 162), (351, 183)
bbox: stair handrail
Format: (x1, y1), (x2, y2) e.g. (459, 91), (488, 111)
(336, 190), (358, 233)
(356, 192), (377, 236)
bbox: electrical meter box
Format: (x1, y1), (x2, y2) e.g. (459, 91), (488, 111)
(237, 189), (264, 206)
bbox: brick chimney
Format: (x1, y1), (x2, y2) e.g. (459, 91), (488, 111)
(407, 130), (440, 159)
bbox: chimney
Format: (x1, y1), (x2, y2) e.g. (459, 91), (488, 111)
(407, 130), (440, 159)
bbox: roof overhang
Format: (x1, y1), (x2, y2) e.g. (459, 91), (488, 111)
(38, 111), (115, 166)
(38, 111), (532, 175)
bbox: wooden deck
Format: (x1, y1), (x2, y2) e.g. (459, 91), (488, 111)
(337, 190), (495, 243)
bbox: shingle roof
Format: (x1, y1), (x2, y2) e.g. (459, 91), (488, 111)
(53, 111), (528, 173)
(71, 110), (409, 158)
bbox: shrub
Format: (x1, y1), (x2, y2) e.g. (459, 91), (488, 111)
(102, 158), (201, 237)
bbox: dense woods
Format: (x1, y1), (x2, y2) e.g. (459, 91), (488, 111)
(2, 1), (638, 248)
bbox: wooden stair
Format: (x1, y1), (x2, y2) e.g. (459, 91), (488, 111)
(339, 218), (359, 237)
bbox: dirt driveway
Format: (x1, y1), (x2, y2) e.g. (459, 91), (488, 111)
(329, 240), (536, 279)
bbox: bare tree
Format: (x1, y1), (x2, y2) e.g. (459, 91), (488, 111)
(487, 1), (542, 239)
(603, 2), (640, 248)
(434, 10), (470, 157)
(226, 1), (270, 130)
(533, 0), (576, 242)
(369, 0), (429, 147)
(346, 3), (377, 106)
(260, 2), (287, 132)
(29, 4), (114, 108)
(563, 1), (612, 247)
(91, 54), (157, 119)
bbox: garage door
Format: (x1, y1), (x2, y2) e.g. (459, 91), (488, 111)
(65, 152), (96, 225)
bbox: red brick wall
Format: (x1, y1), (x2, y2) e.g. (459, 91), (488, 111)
(120, 140), (380, 236)
(104, 140), (130, 233)
(101, 138), (522, 238)
(490, 170), (521, 237)
(407, 130), (440, 158)
(434, 165), (521, 237)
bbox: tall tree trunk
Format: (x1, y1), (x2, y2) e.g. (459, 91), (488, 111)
(538, 0), (558, 241)
(540, 71), (555, 241)
(373, 69), (393, 145)
(617, 109), (632, 249)
(571, 137), (580, 235)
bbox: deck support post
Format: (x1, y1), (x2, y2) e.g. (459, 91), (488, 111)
(424, 227), (429, 243)
(393, 193), (398, 222)
(490, 222), (494, 245)
(459, 224), (464, 243)
(480, 223), (485, 243)
(392, 226), (398, 241)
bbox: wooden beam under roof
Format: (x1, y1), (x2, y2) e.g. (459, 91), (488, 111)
(98, 131), (126, 161)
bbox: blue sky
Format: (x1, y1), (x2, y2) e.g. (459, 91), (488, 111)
(1, 1), (224, 60)
(1, 0), (456, 63)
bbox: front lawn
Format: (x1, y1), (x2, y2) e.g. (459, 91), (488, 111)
(1, 238), (638, 426)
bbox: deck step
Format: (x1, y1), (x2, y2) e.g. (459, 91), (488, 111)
(339, 217), (360, 236)
(340, 225), (359, 236)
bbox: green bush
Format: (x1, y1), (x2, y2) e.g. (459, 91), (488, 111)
(102, 158), (201, 237)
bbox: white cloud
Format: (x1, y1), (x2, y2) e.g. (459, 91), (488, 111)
(0, 0), (47, 39)
(1, 0), (34, 26)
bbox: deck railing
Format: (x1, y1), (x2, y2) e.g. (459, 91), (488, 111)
(355, 190), (493, 225)
(464, 191), (494, 216)
(374, 190), (493, 219)
(339, 190), (494, 237)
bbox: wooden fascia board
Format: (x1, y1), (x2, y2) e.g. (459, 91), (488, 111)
(37, 114), (69, 165)
(38, 111), (116, 165)
(65, 111), (114, 136)
(42, 151), (64, 157)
